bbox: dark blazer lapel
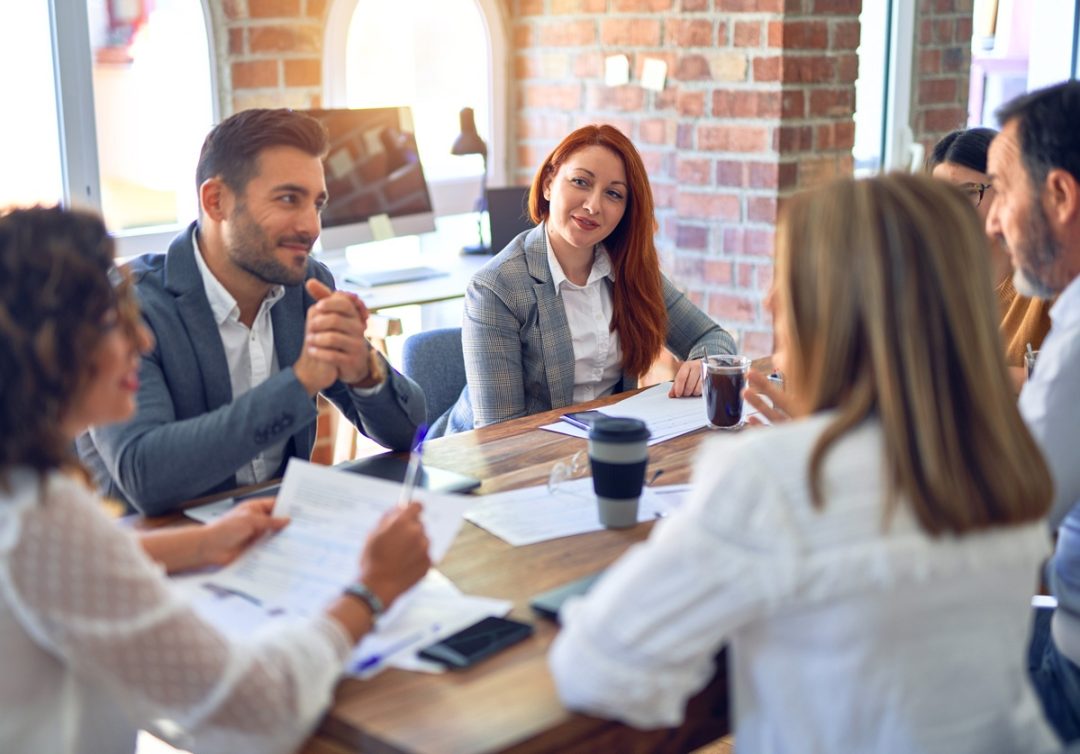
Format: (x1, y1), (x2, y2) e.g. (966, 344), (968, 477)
(271, 278), (305, 370)
(525, 225), (575, 407)
(163, 223), (233, 410)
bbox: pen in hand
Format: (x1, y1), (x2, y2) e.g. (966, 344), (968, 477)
(397, 423), (429, 508)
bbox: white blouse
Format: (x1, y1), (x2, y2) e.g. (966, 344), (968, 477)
(550, 414), (1059, 754)
(0, 469), (352, 754)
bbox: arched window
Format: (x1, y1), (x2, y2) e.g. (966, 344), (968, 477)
(325, 0), (507, 215)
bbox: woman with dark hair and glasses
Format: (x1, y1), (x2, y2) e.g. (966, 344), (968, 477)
(0, 206), (431, 753)
(929, 127), (1052, 377)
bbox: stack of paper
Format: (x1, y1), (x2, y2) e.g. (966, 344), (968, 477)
(540, 381), (761, 445)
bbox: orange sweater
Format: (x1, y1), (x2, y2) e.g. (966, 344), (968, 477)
(996, 276), (1053, 367)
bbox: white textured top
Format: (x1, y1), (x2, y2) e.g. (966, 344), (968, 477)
(0, 469), (352, 754)
(550, 414), (1058, 754)
(545, 229), (622, 403)
(193, 229), (288, 485)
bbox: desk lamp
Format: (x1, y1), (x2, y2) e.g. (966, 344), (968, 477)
(451, 107), (490, 255)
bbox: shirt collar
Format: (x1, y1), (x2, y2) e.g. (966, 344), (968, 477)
(191, 227), (285, 325)
(1050, 273), (1080, 328)
(542, 222), (614, 294)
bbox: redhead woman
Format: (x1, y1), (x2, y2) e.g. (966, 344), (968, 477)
(443, 124), (735, 434)
(0, 206), (431, 753)
(550, 174), (1057, 753)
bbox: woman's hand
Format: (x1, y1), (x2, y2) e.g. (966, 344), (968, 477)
(359, 502), (431, 610)
(743, 370), (794, 426)
(197, 497), (290, 568)
(668, 359), (705, 398)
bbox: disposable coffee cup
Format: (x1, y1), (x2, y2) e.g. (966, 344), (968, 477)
(588, 417), (651, 529)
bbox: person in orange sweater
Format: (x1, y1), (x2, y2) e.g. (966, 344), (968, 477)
(929, 128), (1052, 387)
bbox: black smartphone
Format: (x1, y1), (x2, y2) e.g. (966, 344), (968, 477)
(417, 616), (534, 669)
(561, 410), (605, 431)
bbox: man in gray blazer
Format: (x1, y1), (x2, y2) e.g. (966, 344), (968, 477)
(79, 109), (425, 515)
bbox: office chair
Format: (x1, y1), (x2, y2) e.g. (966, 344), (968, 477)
(401, 327), (465, 439)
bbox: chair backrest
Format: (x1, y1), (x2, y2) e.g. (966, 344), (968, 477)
(401, 327), (466, 431)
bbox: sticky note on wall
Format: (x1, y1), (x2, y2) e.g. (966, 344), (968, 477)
(605, 54), (630, 86)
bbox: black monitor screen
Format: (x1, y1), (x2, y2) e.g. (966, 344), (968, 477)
(302, 106), (435, 246)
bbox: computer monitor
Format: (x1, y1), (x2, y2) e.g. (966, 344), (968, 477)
(302, 106), (436, 251)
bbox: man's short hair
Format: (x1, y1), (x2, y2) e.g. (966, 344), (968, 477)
(195, 108), (328, 195)
(996, 81), (1080, 192)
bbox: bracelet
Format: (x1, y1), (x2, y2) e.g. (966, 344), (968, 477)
(343, 582), (385, 619)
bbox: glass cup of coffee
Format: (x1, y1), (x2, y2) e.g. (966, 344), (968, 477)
(588, 417), (651, 529)
(702, 355), (751, 430)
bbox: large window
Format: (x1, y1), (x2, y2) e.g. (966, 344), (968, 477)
(0, 3), (64, 209)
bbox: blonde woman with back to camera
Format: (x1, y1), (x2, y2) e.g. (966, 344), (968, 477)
(0, 206), (431, 754)
(549, 174), (1058, 753)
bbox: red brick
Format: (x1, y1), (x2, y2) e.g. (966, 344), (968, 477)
(674, 257), (705, 281)
(718, 21), (729, 46)
(652, 181), (677, 207)
(756, 263), (774, 291)
(923, 107), (966, 133)
(717, 0), (783, 11)
(673, 221), (708, 248)
(942, 47), (967, 72)
(513, 24), (534, 48)
(832, 20), (860, 50)
(613, 0), (674, 9)
(781, 55), (835, 83)
(716, 160), (744, 187)
(748, 196), (777, 222)
(677, 90), (706, 117)
(931, 0), (956, 11)
(712, 90), (782, 118)
(809, 88), (854, 117)
(516, 55), (543, 80)
(666, 20), (714, 47)
(540, 20), (597, 46)
(933, 19), (954, 45)
(744, 228), (774, 255)
(249, 25), (321, 54)
(752, 56), (782, 82)
(777, 162), (798, 190)
(640, 119), (669, 144)
(284, 59), (320, 87)
(705, 259), (734, 284)
(957, 17), (973, 42)
(222, 0), (242, 19)
(835, 53), (858, 83)
(232, 60), (278, 88)
(523, 83), (583, 111)
(517, 145), (546, 172)
(834, 121), (855, 150)
(249, 0), (300, 17)
(574, 52), (604, 78)
(781, 90), (805, 118)
(585, 83), (646, 111)
(519, 0), (544, 14)
(677, 55), (712, 81)
(682, 0), (710, 8)
(741, 330), (774, 357)
(677, 191), (741, 220)
(698, 125), (769, 152)
(812, 0), (860, 12)
(677, 123), (694, 149)
(734, 21), (762, 47)
(307, 0), (327, 18)
(654, 88), (678, 112)
(552, 0), (607, 11)
(776, 125), (813, 151)
(769, 20), (828, 49)
(919, 49), (942, 75)
(602, 19), (661, 46)
(677, 158), (712, 185)
(918, 77), (958, 105)
(707, 292), (756, 322)
(516, 114), (573, 141)
(737, 262), (755, 288)
(748, 161), (778, 189)
(229, 28), (245, 55)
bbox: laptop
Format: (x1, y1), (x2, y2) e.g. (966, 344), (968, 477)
(486, 186), (535, 254)
(344, 265), (449, 288)
(529, 569), (606, 622)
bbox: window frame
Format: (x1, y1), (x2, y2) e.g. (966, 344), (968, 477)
(322, 0), (510, 217)
(48, 0), (221, 258)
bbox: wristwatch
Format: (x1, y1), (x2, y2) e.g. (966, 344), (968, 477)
(343, 582), (385, 619)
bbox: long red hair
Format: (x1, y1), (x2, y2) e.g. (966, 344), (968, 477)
(528, 124), (667, 378)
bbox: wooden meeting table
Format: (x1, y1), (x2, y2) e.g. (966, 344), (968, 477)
(297, 389), (734, 754)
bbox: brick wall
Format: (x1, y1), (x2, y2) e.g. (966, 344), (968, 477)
(216, 0), (329, 113)
(510, 0), (860, 356)
(911, 0), (973, 158)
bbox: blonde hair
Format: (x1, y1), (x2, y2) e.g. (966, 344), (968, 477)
(775, 173), (1051, 535)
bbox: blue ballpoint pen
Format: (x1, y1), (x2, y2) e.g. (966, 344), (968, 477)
(397, 423), (429, 507)
(351, 627), (434, 674)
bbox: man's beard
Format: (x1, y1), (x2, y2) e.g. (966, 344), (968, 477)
(226, 203), (313, 287)
(1011, 201), (1063, 300)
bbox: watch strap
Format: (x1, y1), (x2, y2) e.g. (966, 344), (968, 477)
(343, 582), (385, 619)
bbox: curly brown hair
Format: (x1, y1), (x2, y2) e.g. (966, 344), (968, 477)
(0, 206), (139, 479)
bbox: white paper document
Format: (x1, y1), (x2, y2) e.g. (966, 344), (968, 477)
(540, 382), (761, 444)
(464, 479), (693, 547)
(201, 459), (471, 616)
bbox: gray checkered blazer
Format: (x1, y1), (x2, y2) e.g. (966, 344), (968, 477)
(444, 224), (736, 434)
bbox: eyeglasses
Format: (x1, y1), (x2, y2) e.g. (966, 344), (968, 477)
(960, 182), (992, 208)
(548, 450), (590, 496)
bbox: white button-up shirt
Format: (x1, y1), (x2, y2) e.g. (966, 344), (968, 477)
(192, 230), (288, 485)
(546, 235), (623, 402)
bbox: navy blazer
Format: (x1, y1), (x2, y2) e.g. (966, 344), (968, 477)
(79, 223), (426, 514)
